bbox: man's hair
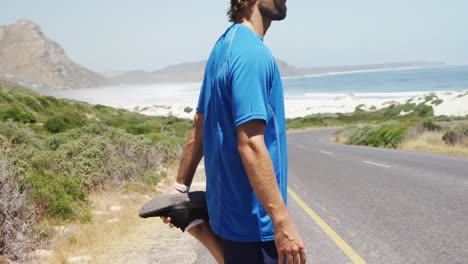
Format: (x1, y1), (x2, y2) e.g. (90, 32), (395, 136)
(227, 0), (256, 22)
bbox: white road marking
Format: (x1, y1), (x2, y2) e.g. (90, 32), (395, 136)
(363, 160), (391, 168)
(320, 151), (334, 155)
(297, 145), (307, 149)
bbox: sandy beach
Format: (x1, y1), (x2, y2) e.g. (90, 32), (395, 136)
(45, 82), (468, 119)
(284, 90), (468, 118)
(124, 90), (468, 119)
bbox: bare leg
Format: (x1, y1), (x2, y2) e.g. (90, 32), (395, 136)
(188, 222), (224, 264)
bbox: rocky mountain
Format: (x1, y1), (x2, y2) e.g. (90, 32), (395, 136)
(111, 59), (300, 84)
(0, 19), (110, 89)
(111, 59), (444, 85)
(111, 61), (208, 84)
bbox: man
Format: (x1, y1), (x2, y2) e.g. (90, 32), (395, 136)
(162, 1), (306, 263)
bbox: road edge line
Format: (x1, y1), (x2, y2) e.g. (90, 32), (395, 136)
(363, 160), (390, 168)
(288, 187), (367, 264)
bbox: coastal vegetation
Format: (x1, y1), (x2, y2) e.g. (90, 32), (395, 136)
(286, 93), (468, 156)
(1, 79), (467, 261)
(0, 80), (191, 261)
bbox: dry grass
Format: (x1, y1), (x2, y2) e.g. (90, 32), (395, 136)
(400, 131), (468, 156)
(334, 133), (349, 144)
(332, 126), (360, 145)
(47, 191), (155, 263)
(44, 168), (199, 264)
(333, 128), (468, 156)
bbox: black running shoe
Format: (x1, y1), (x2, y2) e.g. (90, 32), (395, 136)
(139, 191), (209, 232)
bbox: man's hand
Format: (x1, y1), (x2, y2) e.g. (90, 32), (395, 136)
(275, 219), (307, 264)
(159, 189), (184, 228)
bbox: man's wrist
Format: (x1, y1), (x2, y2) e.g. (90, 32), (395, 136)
(173, 182), (190, 193)
(270, 206), (290, 227)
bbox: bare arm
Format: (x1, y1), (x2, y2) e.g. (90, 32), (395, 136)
(237, 120), (306, 264)
(162, 113), (224, 263)
(175, 112), (204, 187)
(161, 113), (203, 222)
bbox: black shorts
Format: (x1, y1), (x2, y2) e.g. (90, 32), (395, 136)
(221, 238), (279, 264)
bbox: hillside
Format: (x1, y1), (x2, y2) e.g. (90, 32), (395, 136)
(0, 80), (191, 262)
(0, 19), (110, 89)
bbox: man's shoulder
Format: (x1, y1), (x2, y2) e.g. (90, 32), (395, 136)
(208, 24), (276, 75)
(229, 39), (273, 67)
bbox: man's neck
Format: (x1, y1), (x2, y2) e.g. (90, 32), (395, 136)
(237, 5), (272, 38)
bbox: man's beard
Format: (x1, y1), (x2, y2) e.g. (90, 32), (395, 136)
(259, 0), (287, 21)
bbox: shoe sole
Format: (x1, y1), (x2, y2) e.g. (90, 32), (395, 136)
(139, 191), (206, 218)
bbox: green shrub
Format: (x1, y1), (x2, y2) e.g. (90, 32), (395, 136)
(44, 112), (86, 133)
(0, 120), (38, 146)
(73, 102), (91, 113)
(168, 121), (192, 138)
(366, 101), (434, 119)
(43, 124), (178, 188)
(442, 126), (468, 145)
(183, 106), (193, 113)
(140, 171), (162, 185)
(44, 117), (68, 133)
(354, 104), (366, 112)
(26, 171), (90, 221)
(422, 120), (442, 131)
(52, 135), (108, 188)
(149, 132), (181, 162)
(0, 88), (15, 103)
(37, 97), (51, 108)
(44, 96), (61, 106)
(414, 103), (434, 117)
(443, 130), (457, 145)
(347, 123), (408, 148)
(0, 106), (36, 123)
(432, 99), (443, 106)
(21, 95), (43, 112)
(424, 94), (438, 102)
(287, 114), (342, 129)
(94, 104), (109, 110)
(126, 124), (153, 135)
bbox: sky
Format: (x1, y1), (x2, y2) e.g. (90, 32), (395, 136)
(2, 0), (468, 72)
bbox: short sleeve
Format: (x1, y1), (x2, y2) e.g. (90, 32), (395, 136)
(230, 50), (271, 127)
(196, 77), (206, 114)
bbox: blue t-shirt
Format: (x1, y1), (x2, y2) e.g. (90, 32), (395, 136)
(196, 23), (288, 242)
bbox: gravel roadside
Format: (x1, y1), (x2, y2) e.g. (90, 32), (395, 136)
(42, 165), (211, 264)
(102, 165), (210, 264)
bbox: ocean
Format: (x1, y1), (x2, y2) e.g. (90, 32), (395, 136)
(46, 65), (468, 109)
(283, 65), (468, 99)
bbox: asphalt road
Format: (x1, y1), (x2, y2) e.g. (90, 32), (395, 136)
(287, 129), (467, 264)
(194, 129), (468, 264)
